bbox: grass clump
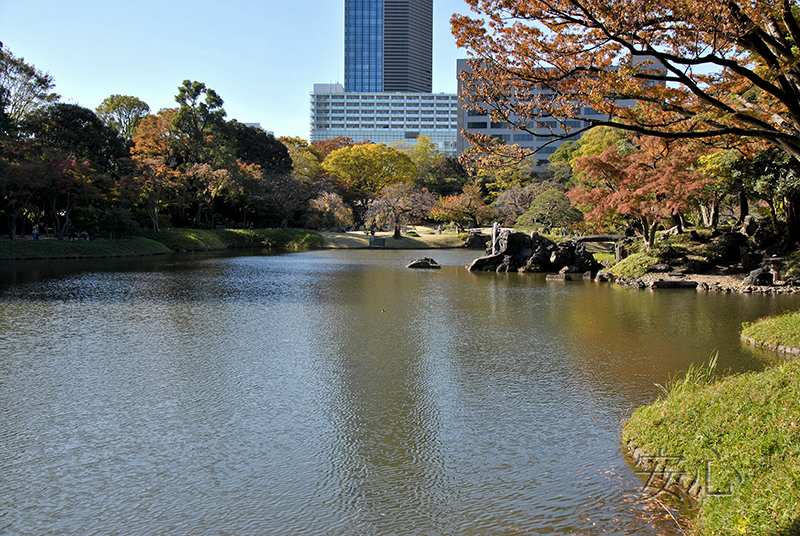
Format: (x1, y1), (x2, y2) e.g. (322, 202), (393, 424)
(622, 355), (800, 535)
(741, 310), (800, 349)
(607, 251), (663, 278)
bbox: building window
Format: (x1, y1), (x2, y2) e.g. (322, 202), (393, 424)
(467, 122), (488, 129)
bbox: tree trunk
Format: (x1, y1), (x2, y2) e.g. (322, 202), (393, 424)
(738, 189), (749, 224)
(670, 213), (683, 234)
(785, 195), (800, 244)
(193, 203), (202, 228)
(700, 202), (719, 228)
(148, 205), (160, 232)
(641, 217), (658, 250)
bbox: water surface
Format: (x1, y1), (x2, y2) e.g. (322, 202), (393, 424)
(1, 249), (795, 535)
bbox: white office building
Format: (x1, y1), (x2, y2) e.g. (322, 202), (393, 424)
(310, 83), (459, 156)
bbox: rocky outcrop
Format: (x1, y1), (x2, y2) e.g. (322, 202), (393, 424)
(742, 267), (773, 286)
(406, 257), (441, 269)
(466, 230), (603, 274)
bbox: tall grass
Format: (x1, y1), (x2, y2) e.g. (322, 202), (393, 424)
(655, 351), (719, 398)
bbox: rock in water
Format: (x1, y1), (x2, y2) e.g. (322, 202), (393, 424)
(406, 257), (441, 269)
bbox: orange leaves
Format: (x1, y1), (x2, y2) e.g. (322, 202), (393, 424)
(452, 0), (800, 160)
(570, 136), (707, 246)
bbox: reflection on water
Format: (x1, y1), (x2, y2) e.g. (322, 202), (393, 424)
(0, 249), (796, 535)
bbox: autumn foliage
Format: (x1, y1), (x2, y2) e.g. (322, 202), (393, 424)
(570, 137), (708, 248)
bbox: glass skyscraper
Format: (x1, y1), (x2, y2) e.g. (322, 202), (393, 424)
(344, 0), (432, 93)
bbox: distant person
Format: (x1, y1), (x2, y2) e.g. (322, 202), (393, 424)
(32, 224), (39, 241)
(68, 224), (77, 241)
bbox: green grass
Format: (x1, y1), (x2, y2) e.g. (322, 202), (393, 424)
(0, 229), (323, 260)
(622, 356), (800, 535)
(741, 310), (800, 349)
(0, 237), (170, 260)
(607, 251), (663, 278)
(141, 228), (323, 251)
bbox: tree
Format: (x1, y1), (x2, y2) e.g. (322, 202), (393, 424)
(0, 139), (48, 239)
(365, 183), (436, 238)
(430, 183), (495, 231)
(131, 109), (179, 164)
(569, 137), (708, 249)
(696, 149), (742, 228)
(427, 156), (471, 196)
(516, 189), (583, 230)
(322, 143), (417, 224)
(171, 80), (227, 165)
(0, 44), (59, 129)
(393, 135), (443, 188)
(126, 158), (183, 231)
(95, 95), (150, 142)
(260, 173), (319, 228)
(452, 1), (800, 161)
(280, 136), (324, 182)
(42, 157), (98, 240)
(493, 181), (558, 224)
(24, 103), (127, 173)
(741, 146), (800, 229)
(228, 121), (292, 174)
(311, 136), (358, 159)
(307, 191), (353, 229)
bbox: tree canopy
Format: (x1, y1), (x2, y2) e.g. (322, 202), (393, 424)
(452, 0), (800, 159)
(95, 95), (150, 142)
(0, 44), (59, 129)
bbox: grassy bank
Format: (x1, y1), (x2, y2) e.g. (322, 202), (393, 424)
(621, 357), (800, 535)
(0, 229), (323, 260)
(141, 228), (323, 251)
(0, 237), (170, 260)
(320, 227), (468, 249)
(742, 310), (800, 350)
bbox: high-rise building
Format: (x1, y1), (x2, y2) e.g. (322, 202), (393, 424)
(344, 0), (432, 93)
(312, 0), (452, 153)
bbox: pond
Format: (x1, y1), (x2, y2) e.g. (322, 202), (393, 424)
(1, 249), (796, 535)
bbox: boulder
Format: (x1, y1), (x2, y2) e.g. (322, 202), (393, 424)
(646, 263), (671, 273)
(683, 258), (711, 274)
(467, 230), (603, 274)
(741, 251), (763, 271)
(595, 271), (614, 282)
(742, 267), (773, 286)
(406, 257), (441, 269)
(650, 279), (699, 289)
(741, 215), (758, 237)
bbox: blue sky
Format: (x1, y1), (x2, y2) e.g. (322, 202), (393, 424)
(0, 0), (471, 139)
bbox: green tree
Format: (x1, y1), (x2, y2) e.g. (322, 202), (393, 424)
(171, 80), (227, 165)
(280, 136), (324, 182)
(322, 143), (417, 224)
(0, 139), (49, 239)
(228, 121), (292, 174)
(0, 44), (59, 129)
(95, 95), (150, 142)
(393, 135), (443, 188)
(24, 103), (127, 173)
(516, 189), (583, 230)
